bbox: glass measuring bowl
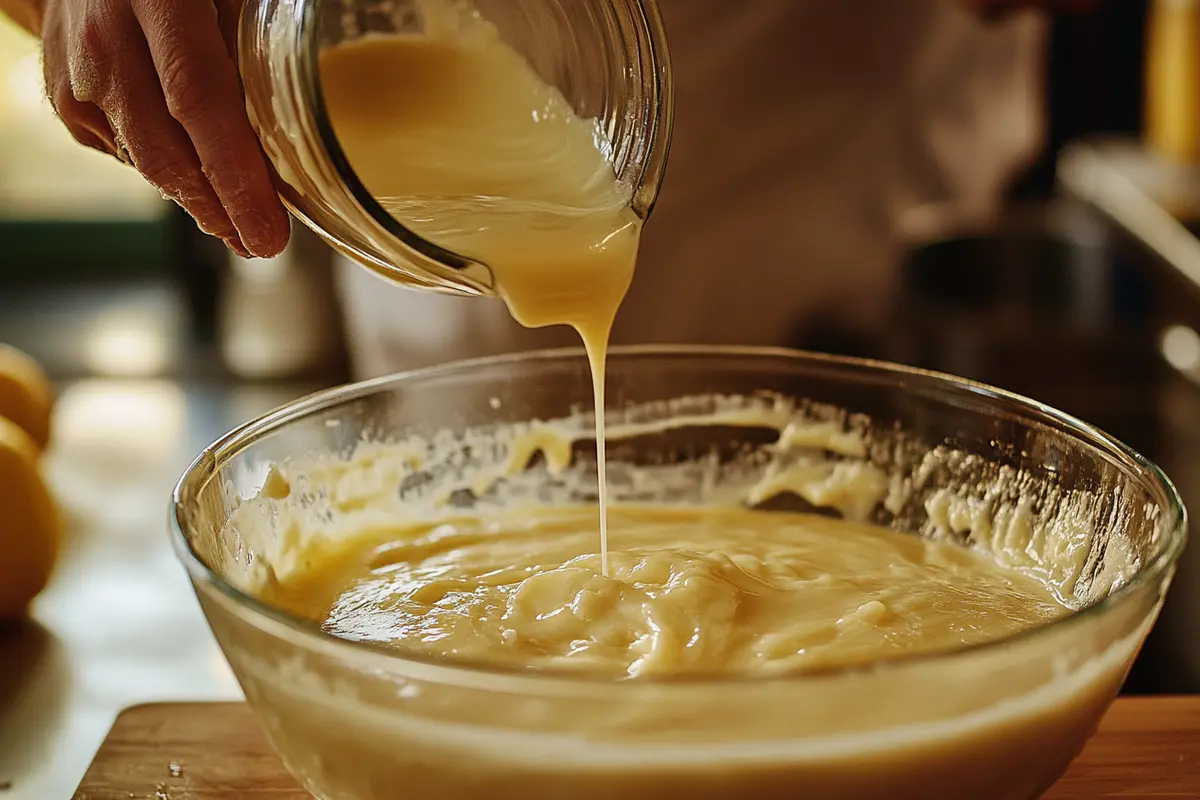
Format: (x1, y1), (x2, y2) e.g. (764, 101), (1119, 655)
(238, 0), (673, 296)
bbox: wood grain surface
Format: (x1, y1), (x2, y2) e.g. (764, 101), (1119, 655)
(71, 698), (1200, 799)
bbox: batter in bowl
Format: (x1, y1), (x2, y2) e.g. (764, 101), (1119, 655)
(236, 408), (1089, 680)
(218, 398), (1154, 800)
(262, 504), (1068, 677)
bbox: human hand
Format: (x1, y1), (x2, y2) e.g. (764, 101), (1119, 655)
(40, 0), (290, 258)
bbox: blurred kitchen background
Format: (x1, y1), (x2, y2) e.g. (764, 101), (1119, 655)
(2, 7), (1200, 789)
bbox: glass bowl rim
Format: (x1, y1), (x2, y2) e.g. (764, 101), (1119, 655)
(170, 344), (1188, 687)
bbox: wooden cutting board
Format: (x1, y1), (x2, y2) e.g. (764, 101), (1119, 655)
(72, 698), (1200, 799)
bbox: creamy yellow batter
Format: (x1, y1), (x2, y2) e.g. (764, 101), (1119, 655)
(222, 406), (1150, 799)
(263, 504), (1067, 677)
(320, 13), (638, 574)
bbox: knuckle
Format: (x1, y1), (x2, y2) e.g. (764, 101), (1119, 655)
(159, 53), (215, 123)
(68, 18), (117, 102)
(133, 149), (192, 193)
(76, 16), (107, 61)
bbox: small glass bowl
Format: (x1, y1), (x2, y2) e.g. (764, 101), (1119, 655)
(172, 346), (1186, 800)
(237, 0), (673, 296)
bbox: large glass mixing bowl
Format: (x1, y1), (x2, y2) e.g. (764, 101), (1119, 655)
(171, 347), (1186, 800)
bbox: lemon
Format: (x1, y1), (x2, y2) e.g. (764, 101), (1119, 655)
(0, 415), (60, 619)
(0, 344), (54, 451)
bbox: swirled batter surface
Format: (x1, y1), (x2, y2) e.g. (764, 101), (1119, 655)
(263, 505), (1067, 677)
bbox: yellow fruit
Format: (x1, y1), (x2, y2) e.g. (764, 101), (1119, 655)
(0, 416), (60, 619)
(0, 344), (54, 451)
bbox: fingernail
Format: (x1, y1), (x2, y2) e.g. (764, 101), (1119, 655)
(238, 207), (291, 259)
(223, 236), (254, 260)
(197, 218), (241, 244)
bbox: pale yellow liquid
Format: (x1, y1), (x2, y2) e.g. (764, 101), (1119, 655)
(263, 504), (1067, 678)
(321, 25), (637, 574)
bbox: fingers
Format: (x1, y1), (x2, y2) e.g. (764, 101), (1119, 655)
(42, 10), (115, 156)
(48, 74), (116, 154)
(41, 0), (289, 259)
(65, 4), (252, 257)
(55, 89), (116, 154)
(132, 0), (289, 258)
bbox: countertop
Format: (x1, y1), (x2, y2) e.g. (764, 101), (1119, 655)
(68, 697), (1200, 799)
(0, 378), (321, 799)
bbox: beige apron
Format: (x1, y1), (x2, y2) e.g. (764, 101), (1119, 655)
(337, 0), (1046, 379)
